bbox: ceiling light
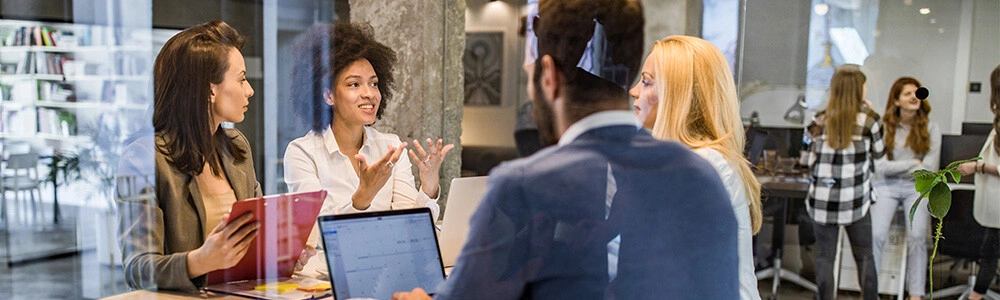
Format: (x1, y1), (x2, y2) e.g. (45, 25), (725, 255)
(814, 4), (829, 16)
(920, 8), (931, 15)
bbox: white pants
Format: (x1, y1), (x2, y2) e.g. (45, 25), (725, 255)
(871, 179), (928, 296)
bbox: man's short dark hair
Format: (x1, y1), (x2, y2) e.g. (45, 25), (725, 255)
(532, 0), (644, 106)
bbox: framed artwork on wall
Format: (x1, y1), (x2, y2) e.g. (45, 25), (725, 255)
(464, 31), (503, 106)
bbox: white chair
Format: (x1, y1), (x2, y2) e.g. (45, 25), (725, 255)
(2, 152), (44, 222)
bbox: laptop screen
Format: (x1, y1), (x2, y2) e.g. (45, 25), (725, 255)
(318, 208), (445, 300)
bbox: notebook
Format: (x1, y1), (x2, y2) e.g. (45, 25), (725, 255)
(205, 190), (327, 285)
(318, 207), (446, 300)
(438, 176), (488, 268)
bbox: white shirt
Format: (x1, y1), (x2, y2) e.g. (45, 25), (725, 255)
(974, 129), (1000, 228)
(284, 126), (440, 246)
(693, 148), (761, 300)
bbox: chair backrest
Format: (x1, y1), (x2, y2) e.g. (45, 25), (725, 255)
(5, 152), (39, 171)
(935, 189), (987, 259)
(940, 135), (988, 184)
(514, 128), (543, 158)
(744, 128), (769, 166)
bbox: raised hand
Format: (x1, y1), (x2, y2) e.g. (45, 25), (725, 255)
(353, 143), (407, 209)
(186, 212), (258, 278)
(408, 138), (455, 198)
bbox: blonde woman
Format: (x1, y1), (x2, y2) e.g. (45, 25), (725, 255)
(803, 65), (883, 300)
(629, 35), (763, 300)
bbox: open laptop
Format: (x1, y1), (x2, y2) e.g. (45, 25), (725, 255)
(438, 176), (489, 268)
(318, 207), (446, 300)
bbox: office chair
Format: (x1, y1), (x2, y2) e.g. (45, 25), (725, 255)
(931, 189), (1000, 300)
(745, 128), (768, 166)
(514, 128), (543, 158)
(2, 152), (44, 222)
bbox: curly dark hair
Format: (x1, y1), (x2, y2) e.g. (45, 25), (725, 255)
(291, 22), (398, 133)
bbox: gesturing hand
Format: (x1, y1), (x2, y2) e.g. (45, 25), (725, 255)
(187, 212), (258, 278)
(353, 143), (407, 209)
(957, 161), (977, 176)
(408, 138), (455, 198)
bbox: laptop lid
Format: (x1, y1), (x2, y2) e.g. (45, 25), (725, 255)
(438, 176), (488, 267)
(318, 207), (445, 300)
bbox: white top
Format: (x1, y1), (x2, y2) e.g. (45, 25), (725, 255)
(693, 147), (761, 300)
(284, 126), (440, 246)
(974, 129), (1000, 228)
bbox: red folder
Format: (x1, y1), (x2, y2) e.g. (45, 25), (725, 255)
(206, 190), (327, 285)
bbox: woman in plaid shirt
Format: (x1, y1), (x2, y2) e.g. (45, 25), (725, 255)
(804, 65), (885, 300)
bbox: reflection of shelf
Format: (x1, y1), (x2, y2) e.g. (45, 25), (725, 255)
(0, 132), (92, 143)
(0, 45), (150, 53)
(1, 100), (146, 111)
(0, 74), (148, 81)
(0, 74), (65, 81)
(34, 101), (147, 111)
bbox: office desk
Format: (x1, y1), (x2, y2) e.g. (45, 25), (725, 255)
(755, 175), (817, 297)
(102, 290), (239, 299)
(102, 289), (332, 299)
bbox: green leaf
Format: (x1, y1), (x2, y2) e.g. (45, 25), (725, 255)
(927, 183), (952, 219)
(911, 169), (938, 181)
(909, 195), (924, 225)
(944, 156), (983, 171)
(914, 175), (941, 195)
(948, 170), (961, 184)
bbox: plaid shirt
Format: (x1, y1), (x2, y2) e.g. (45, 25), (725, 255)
(805, 107), (885, 225)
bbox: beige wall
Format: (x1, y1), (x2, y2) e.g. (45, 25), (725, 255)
(460, 0), (694, 148)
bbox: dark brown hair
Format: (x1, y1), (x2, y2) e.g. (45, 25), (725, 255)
(991, 65), (1000, 155)
(882, 77), (931, 159)
(152, 20), (246, 176)
(531, 0), (644, 123)
(292, 22), (397, 133)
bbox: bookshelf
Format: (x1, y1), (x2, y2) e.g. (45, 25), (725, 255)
(0, 19), (168, 149)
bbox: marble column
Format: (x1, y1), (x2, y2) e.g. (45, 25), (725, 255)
(349, 0), (466, 215)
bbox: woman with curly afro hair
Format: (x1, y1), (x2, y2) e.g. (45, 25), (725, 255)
(283, 22), (453, 272)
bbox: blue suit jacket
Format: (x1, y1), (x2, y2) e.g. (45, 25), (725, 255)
(436, 125), (740, 299)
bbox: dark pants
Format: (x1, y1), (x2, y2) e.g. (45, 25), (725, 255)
(974, 227), (1000, 294)
(812, 213), (878, 300)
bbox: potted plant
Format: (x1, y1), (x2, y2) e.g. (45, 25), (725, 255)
(910, 156), (982, 299)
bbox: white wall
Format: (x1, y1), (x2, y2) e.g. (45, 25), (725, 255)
(964, 0), (1000, 124)
(740, 0), (998, 133)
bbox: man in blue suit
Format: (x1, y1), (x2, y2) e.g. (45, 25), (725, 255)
(393, 0), (739, 299)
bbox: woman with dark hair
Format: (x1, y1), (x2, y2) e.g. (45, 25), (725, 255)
(870, 77), (939, 300)
(957, 64), (1000, 300)
(283, 22), (451, 249)
(118, 20), (262, 291)
(804, 65), (884, 300)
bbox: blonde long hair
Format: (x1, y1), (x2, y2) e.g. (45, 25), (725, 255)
(648, 36), (763, 234)
(826, 66), (867, 149)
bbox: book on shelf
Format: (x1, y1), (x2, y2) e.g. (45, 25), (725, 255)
(38, 81), (76, 102)
(36, 107), (76, 136)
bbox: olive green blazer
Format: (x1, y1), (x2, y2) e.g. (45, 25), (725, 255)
(118, 128), (262, 292)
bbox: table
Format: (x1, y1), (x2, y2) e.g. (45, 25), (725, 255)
(102, 289), (333, 299)
(754, 175), (817, 298)
(101, 290), (238, 299)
